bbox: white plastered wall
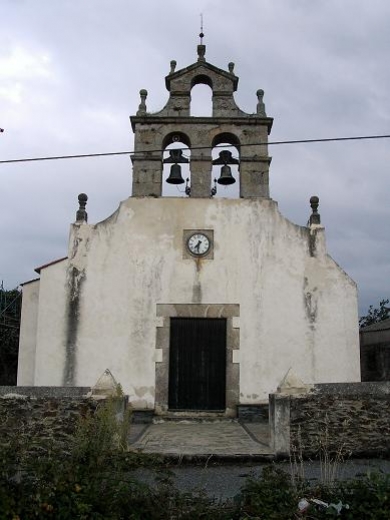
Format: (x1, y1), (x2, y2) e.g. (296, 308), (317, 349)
(20, 197), (360, 405)
(33, 261), (68, 385)
(17, 280), (40, 385)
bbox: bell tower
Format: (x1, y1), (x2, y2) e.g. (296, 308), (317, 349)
(130, 40), (273, 198)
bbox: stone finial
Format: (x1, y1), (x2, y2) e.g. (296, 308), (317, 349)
(197, 44), (206, 62)
(228, 62), (235, 74)
(76, 193), (88, 223)
(90, 368), (119, 397)
(136, 89), (148, 115)
(256, 89), (266, 116)
(277, 368), (311, 395)
(309, 195), (321, 225)
(170, 60), (177, 74)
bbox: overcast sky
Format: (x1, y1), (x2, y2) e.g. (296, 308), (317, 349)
(1, 0), (389, 316)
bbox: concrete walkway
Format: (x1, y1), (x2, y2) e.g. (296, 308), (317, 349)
(129, 420), (273, 459)
(133, 460), (390, 500)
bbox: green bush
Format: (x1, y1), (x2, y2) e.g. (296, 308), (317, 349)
(238, 465), (303, 519)
(237, 465), (390, 520)
(336, 471), (390, 520)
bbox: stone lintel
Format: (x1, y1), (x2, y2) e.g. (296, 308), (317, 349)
(131, 116), (274, 131)
(156, 303), (240, 318)
(0, 386), (91, 398)
(240, 156), (272, 163)
(189, 155), (212, 161)
(212, 91), (235, 97)
(131, 155), (162, 164)
(169, 91), (191, 98)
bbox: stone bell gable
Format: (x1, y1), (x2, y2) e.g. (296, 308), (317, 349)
(131, 44), (273, 198)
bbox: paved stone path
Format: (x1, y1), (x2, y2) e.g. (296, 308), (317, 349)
(129, 421), (273, 457)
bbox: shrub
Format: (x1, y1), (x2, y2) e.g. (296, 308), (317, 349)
(239, 465), (303, 519)
(337, 471), (390, 520)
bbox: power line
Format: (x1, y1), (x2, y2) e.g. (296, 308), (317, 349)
(0, 133), (390, 165)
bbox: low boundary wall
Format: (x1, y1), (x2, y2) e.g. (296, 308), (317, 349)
(0, 386), (127, 449)
(270, 382), (390, 458)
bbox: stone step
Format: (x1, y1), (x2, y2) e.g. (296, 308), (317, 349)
(153, 415), (237, 424)
(237, 404), (269, 423)
(130, 405), (270, 424)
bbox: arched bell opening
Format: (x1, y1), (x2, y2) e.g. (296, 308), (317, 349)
(162, 132), (191, 197)
(190, 75), (213, 117)
(211, 133), (240, 199)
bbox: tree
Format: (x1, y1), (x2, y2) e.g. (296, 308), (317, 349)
(359, 298), (390, 328)
(0, 285), (21, 385)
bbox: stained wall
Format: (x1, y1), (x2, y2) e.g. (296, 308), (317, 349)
(18, 196), (360, 410)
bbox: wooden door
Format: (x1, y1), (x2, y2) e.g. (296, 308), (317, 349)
(168, 317), (227, 411)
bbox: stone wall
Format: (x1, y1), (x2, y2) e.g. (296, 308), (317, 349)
(0, 388), (98, 451)
(0, 386), (130, 456)
(270, 383), (390, 458)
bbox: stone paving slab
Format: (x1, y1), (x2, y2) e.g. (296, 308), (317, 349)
(129, 421), (273, 457)
(242, 423), (271, 446)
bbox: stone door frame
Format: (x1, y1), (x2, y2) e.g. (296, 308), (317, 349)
(154, 304), (240, 416)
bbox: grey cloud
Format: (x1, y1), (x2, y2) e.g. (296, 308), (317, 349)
(0, 0), (389, 317)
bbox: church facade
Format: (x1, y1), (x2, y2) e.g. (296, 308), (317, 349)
(18, 43), (360, 415)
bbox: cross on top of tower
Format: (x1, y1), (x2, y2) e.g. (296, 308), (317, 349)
(197, 13), (206, 62)
(199, 13), (204, 43)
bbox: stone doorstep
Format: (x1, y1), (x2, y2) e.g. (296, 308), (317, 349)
(129, 449), (277, 464)
(132, 407), (270, 423)
(153, 413), (236, 423)
(128, 421), (274, 460)
(131, 409), (236, 423)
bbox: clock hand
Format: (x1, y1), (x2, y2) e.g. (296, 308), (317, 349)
(195, 240), (201, 251)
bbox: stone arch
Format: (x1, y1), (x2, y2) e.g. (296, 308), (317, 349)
(190, 76), (213, 117)
(212, 132), (241, 151)
(162, 131), (191, 150)
(191, 74), (213, 89)
(162, 132), (191, 197)
(211, 133), (241, 199)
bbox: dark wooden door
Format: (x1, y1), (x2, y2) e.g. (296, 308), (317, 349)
(168, 318), (227, 411)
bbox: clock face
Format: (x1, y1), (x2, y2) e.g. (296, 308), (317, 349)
(187, 233), (210, 256)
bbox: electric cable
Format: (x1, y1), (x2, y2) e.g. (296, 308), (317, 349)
(0, 133), (389, 165)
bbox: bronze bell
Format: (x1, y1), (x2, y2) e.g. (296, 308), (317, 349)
(217, 164), (236, 185)
(166, 163), (185, 184)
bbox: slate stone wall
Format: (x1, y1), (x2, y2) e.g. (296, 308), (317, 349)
(0, 391), (99, 452)
(289, 383), (390, 458)
(237, 404), (269, 423)
(0, 387), (116, 459)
